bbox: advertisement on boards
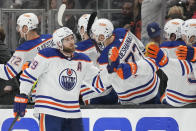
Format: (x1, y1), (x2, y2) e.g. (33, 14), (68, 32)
(1, 108), (196, 131)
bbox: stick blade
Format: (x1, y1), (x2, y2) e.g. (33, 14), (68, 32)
(87, 12), (97, 36)
(57, 4), (66, 26)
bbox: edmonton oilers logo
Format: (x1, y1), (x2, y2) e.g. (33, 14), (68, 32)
(59, 68), (77, 91)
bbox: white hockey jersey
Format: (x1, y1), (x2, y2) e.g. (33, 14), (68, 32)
(97, 28), (160, 104)
(0, 34), (54, 80)
(160, 58), (196, 107)
(160, 41), (186, 59)
(75, 39), (114, 103)
(20, 48), (108, 118)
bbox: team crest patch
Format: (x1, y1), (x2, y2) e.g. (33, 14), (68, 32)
(59, 68), (77, 91)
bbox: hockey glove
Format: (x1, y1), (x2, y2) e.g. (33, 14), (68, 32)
(115, 62), (137, 80)
(22, 61), (31, 71)
(14, 94), (28, 118)
(107, 47), (120, 73)
(176, 45), (196, 62)
(146, 44), (168, 67)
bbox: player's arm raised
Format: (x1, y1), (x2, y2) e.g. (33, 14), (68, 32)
(107, 46), (137, 80)
(146, 44), (168, 67)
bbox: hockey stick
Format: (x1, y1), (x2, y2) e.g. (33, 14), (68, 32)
(57, 4), (66, 26)
(8, 114), (20, 131)
(86, 12), (103, 53)
(8, 80), (37, 130)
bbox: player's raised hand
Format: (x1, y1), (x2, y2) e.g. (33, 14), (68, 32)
(146, 43), (160, 58)
(107, 47), (120, 73)
(176, 45), (196, 62)
(13, 94), (28, 118)
(146, 43), (168, 67)
(108, 46), (119, 62)
(115, 62), (137, 80)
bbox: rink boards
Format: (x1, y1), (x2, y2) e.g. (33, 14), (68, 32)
(0, 107), (196, 131)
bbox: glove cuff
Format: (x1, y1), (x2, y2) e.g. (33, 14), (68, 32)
(14, 94), (28, 103)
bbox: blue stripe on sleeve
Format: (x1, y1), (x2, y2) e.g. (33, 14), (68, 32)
(7, 63), (18, 76)
(24, 70), (37, 81)
(179, 60), (185, 76)
(4, 65), (10, 80)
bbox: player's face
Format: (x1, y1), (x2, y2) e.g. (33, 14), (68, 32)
(170, 33), (176, 41)
(62, 34), (75, 53)
(189, 36), (196, 44)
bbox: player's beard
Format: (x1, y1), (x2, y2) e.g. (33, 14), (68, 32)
(62, 46), (75, 54)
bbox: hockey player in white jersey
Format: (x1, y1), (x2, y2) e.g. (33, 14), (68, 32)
(176, 19), (196, 62)
(91, 18), (168, 104)
(13, 27), (109, 131)
(0, 13), (54, 81)
(160, 19), (186, 59)
(146, 40), (196, 107)
(76, 14), (118, 104)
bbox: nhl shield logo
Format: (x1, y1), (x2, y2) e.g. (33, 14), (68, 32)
(59, 68), (77, 91)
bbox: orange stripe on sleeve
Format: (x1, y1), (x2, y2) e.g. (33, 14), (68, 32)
(183, 60), (189, 74)
(119, 74), (157, 98)
(80, 88), (90, 93)
(6, 67), (15, 77)
(167, 92), (196, 103)
(35, 100), (80, 109)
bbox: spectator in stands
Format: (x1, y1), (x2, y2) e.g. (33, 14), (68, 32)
(112, 0), (134, 29)
(62, 0), (77, 32)
(10, 0), (45, 9)
(132, 0), (143, 39)
(166, 6), (185, 22)
(184, 0), (196, 19)
(0, 27), (19, 105)
(50, 0), (57, 9)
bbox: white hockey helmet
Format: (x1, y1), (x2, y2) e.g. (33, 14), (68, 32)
(17, 13), (39, 32)
(53, 27), (74, 50)
(91, 18), (114, 43)
(164, 19), (184, 41)
(78, 14), (91, 33)
(181, 19), (196, 45)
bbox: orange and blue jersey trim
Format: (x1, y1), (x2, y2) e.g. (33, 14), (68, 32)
(40, 113), (45, 131)
(179, 60), (192, 76)
(16, 34), (52, 52)
(80, 85), (94, 97)
(4, 63), (18, 79)
(75, 39), (95, 52)
(118, 73), (159, 102)
(38, 48), (92, 62)
(92, 75), (105, 93)
(35, 95), (80, 113)
(166, 89), (196, 104)
(20, 70), (37, 84)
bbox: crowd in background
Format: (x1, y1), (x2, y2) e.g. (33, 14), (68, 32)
(0, 0), (196, 105)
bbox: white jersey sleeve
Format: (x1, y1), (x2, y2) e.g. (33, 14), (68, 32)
(0, 51), (27, 80)
(20, 53), (48, 95)
(83, 61), (110, 93)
